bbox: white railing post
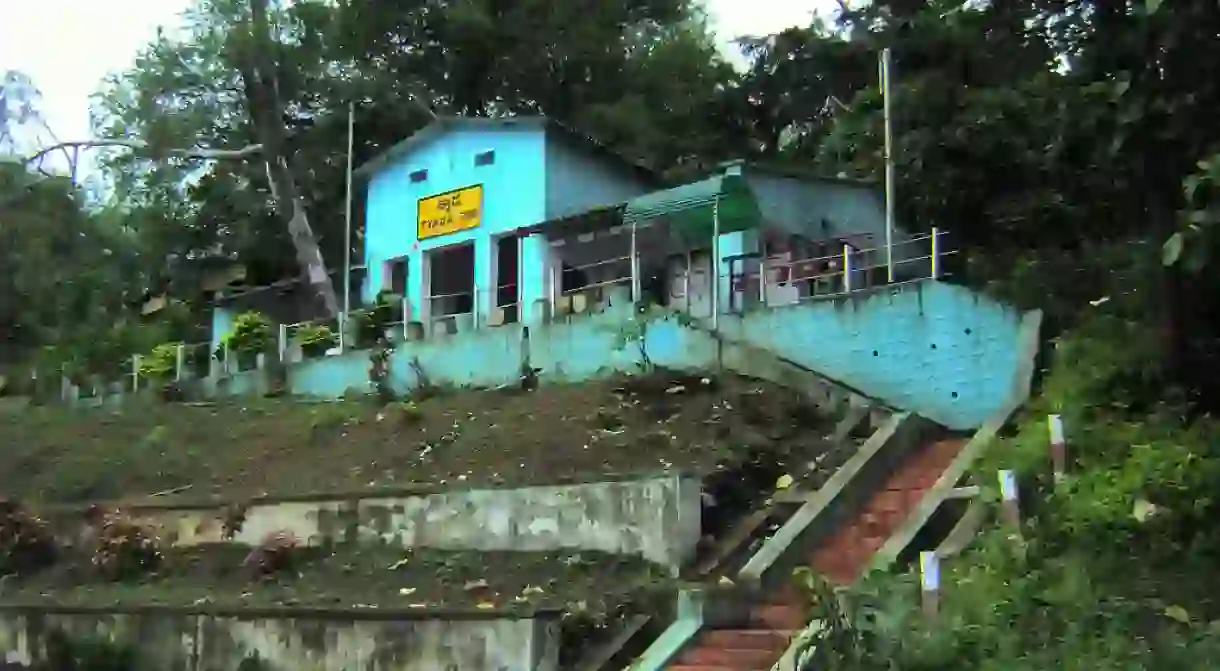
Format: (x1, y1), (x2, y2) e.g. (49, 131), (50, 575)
(930, 227), (941, 280)
(550, 264), (559, 319)
(278, 323), (289, 363)
(842, 244), (853, 293)
(223, 340), (231, 374)
(684, 252), (692, 313)
(472, 287), (481, 329)
(630, 221), (640, 302)
(175, 343), (185, 382)
(131, 355), (140, 392)
(758, 254), (767, 307)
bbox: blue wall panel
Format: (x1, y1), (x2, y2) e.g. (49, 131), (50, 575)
(720, 281), (1021, 429)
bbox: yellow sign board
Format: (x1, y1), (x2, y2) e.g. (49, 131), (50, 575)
(417, 184), (484, 240)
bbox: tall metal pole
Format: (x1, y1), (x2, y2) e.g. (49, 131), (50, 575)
(881, 47), (896, 284)
(341, 101), (356, 350)
(711, 196), (720, 330)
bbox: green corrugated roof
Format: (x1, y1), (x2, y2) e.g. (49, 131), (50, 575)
(622, 173), (760, 243)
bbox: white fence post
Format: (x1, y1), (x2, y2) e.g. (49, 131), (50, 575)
(930, 228), (941, 279)
(131, 355), (140, 392)
(175, 344), (185, 382)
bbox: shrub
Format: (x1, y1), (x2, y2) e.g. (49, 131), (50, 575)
(217, 312), (274, 367)
(297, 323), (338, 357)
(0, 498), (57, 576)
(242, 530), (299, 579)
(137, 343), (180, 382)
(88, 506), (163, 581)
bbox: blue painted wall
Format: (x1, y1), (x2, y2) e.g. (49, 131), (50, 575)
(210, 306), (236, 355)
(363, 123), (655, 326)
(363, 126), (548, 320)
(281, 280), (1029, 430)
(719, 281), (1023, 429)
(128, 280), (1031, 430)
(543, 135), (653, 220)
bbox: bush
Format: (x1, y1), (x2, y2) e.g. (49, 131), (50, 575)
(0, 498), (57, 576)
(218, 312), (274, 367)
(296, 323), (337, 357)
(137, 343), (180, 382)
(88, 507), (163, 581)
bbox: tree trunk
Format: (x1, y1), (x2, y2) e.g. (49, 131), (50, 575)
(242, 0), (340, 317)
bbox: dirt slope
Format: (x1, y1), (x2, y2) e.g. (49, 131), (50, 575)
(0, 372), (836, 504)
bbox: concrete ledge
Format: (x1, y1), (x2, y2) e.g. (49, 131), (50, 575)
(0, 602), (564, 621)
(43, 475), (704, 573)
(737, 411), (923, 587)
(0, 610), (558, 671)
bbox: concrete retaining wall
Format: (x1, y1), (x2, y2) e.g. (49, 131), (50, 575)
(0, 610), (556, 671)
(81, 475), (702, 573)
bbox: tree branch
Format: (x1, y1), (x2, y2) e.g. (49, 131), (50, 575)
(22, 139), (263, 166)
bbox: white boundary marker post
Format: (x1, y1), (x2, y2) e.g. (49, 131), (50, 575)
(920, 551), (940, 618)
(998, 469), (1025, 548)
(1049, 414), (1066, 483)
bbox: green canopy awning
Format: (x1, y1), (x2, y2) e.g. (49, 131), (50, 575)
(622, 173), (761, 244)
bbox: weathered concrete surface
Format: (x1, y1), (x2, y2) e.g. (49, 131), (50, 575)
(99, 475), (701, 572)
(0, 611), (557, 671)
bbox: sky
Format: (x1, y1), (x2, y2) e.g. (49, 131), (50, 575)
(0, 0), (835, 144)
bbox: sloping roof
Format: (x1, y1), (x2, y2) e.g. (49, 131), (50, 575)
(622, 172), (761, 244)
(353, 115), (658, 185)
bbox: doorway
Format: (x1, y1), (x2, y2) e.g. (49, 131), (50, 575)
(425, 243), (475, 325)
(493, 234), (520, 324)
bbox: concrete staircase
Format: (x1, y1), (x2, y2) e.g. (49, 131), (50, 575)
(665, 436), (967, 671)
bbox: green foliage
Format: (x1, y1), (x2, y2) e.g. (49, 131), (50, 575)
(296, 322), (337, 355)
(138, 343), (181, 382)
(221, 311), (273, 361)
(807, 310), (1220, 669)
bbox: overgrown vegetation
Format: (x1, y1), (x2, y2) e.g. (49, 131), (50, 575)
(800, 309), (1220, 669)
(0, 498), (57, 576)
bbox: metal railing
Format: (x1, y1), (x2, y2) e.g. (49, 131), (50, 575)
(550, 253), (635, 316)
(722, 229), (954, 313)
